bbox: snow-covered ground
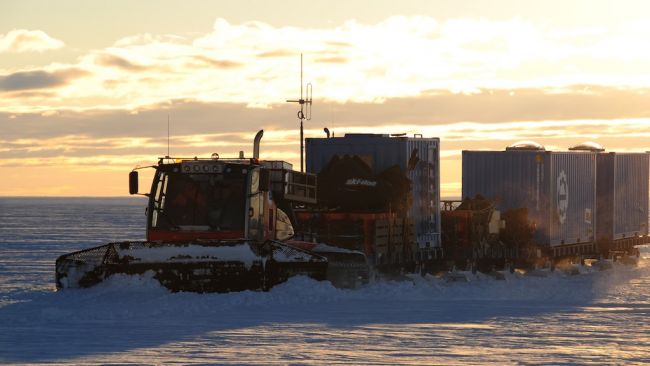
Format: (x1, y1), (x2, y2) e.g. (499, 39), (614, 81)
(1, 198), (649, 365)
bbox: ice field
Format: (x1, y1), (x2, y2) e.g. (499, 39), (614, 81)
(1, 197), (649, 365)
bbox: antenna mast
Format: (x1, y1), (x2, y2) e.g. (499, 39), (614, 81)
(286, 53), (312, 172)
(167, 114), (170, 158)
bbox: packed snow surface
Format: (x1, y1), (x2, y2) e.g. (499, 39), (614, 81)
(1, 198), (649, 365)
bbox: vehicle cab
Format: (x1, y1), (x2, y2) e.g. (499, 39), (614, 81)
(129, 156), (316, 244)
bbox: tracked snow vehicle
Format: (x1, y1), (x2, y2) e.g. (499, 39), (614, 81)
(55, 131), (368, 292)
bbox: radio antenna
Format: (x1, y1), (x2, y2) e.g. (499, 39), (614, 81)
(286, 53), (312, 172)
(167, 114), (170, 158)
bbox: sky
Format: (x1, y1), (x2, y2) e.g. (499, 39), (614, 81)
(2, 0), (650, 196)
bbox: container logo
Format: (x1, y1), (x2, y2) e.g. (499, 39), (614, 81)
(557, 170), (568, 225)
(345, 178), (378, 187)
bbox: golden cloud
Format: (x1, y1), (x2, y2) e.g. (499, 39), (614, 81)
(0, 29), (64, 53)
(3, 16), (650, 112)
(0, 68), (88, 92)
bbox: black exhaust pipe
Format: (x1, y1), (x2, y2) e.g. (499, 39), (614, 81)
(253, 130), (264, 159)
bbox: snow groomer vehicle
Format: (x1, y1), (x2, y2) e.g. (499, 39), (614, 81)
(55, 131), (369, 292)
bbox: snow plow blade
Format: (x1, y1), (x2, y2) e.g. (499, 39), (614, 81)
(55, 240), (327, 293)
(319, 250), (369, 288)
(289, 242), (370, 288)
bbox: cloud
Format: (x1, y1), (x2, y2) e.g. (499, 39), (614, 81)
(322, 85), (650, 125)
(3, 85), (650, 141)
(2, 90), (56, 99)
(0, 68), (87, 91)
(4, 16), (650, 113)
(3, 92), (650, 196)
(3, 89), (650, 167)
(257, 50), (295, 58)
(314, 56), (348, 64)
(95, 54), (147, 71)
(190, 55), (242, 68)
(0, 29), (64, 53)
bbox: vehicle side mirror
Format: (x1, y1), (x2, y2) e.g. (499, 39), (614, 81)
(259, 169), (270, 191)
(129, 171), (139, 195)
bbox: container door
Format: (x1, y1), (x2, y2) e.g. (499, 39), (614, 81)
(549, 153), (596, 246)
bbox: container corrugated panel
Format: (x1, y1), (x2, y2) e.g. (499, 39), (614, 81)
(307, 134), (405, 174)
(549, 152), (597, 246)
(597, 153), (649, 241)
(306, 134), (441, 248)
(462, 150), (596, 246)
(462, 151), (550, 245)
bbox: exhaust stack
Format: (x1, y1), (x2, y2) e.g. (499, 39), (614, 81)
(253, 130), (264, 159)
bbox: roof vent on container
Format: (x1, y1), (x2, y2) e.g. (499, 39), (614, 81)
(568, 141), (605, 152)
(505, 140), (546, 151)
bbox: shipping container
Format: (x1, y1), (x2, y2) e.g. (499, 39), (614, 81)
(306, 133), (441, 248)
(462, 145), (597, 247)
(596, 152), (650, 243)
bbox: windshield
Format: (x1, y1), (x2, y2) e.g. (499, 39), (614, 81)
(151, 169), (246, 231)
